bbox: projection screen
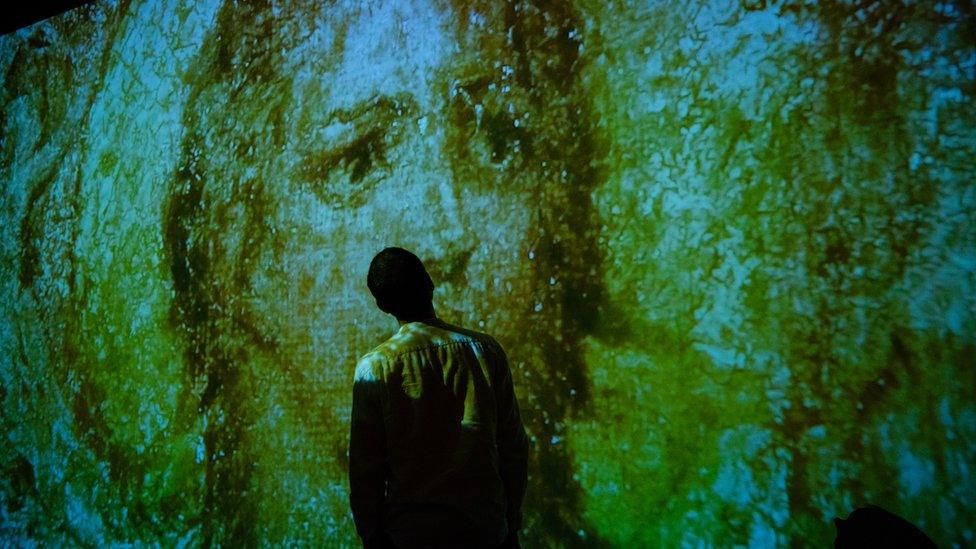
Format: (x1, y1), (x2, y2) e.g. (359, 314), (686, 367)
(1, 0), (974, 546)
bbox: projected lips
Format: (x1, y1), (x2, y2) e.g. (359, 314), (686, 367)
(1, 0), (974, 547)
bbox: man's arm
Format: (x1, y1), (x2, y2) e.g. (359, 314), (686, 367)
(349, 359), (387, 547)
(491, 340), (529, 539)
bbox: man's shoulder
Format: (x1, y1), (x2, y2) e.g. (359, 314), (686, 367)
(354, 349), (389, 383)
(436, 323), (508, 368)
(389, 319), (499, 353)
(429, 320), (501, 350)
(355, 320), (505, 382)
(353, 327), (433, 381)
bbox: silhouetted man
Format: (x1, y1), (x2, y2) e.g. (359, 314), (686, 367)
(349, 247), (529, 549)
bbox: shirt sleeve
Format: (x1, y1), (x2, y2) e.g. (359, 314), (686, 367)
(349, 357), (387, 546)
(489, 339), (529, 535)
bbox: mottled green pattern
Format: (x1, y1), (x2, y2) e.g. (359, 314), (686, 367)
(1, 0), (973, 546)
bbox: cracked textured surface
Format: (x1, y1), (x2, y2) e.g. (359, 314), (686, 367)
(1, 0), (974, 546)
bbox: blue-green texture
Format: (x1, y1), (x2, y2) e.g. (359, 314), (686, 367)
(1, 0), (974, 546)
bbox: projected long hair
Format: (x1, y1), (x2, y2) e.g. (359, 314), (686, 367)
(163, 2), (296, 543)
(445, 2), (614, 545)
(163, 0), (611, 545)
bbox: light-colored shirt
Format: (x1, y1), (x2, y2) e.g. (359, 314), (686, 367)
(349, 318), (528, 548)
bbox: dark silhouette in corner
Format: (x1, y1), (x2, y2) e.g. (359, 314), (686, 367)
(834, 505), (937, 548)
(349, 247), (529, 549)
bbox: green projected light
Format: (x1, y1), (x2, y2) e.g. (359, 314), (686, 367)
(1, 0), (974, 546)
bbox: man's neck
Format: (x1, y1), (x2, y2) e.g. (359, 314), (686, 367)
(396, 310), (438, 326)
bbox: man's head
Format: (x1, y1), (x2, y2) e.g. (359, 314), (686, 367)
(367, 247), (435, 321)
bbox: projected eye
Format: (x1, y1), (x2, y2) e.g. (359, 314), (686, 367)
(294, 95), (417, 207)
(295, 128), (392, 207)
(450, 80), (528, 168)
(481, 111), (523, 163)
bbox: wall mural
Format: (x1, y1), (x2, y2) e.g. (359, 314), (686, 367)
(1, 0), (973, 545)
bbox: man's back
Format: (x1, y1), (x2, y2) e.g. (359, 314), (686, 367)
(349, 318), (528, 549)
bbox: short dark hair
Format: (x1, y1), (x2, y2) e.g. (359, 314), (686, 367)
(366, 247), (435, 319)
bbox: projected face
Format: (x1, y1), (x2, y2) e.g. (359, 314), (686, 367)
(261, 1), (537, 354)
(166, 0), (603, 544)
